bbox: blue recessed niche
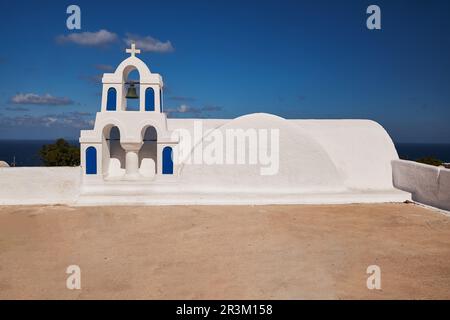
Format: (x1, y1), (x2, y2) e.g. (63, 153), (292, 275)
(145, 87), (155, 111)
(162, 146), (173, 174)
(106, 88), (117, 111)
(86, 146), (97, 175)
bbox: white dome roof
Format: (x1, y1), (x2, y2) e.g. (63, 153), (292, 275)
(178, 113), (344, 193)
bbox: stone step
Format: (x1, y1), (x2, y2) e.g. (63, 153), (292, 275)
(75, 189), (411, 206)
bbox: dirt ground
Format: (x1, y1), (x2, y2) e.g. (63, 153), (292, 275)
(0, 203), (449, 300)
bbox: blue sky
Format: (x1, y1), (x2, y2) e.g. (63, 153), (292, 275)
(0, 0), (449, 142)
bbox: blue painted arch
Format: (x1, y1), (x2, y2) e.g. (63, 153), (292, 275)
(86, 146), (97, 175)
(162, 146), (173, 175)
(145, 87), (155, 111)
(106, 88), (117, 111)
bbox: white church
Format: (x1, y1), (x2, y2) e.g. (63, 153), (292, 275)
(74, 43), (411, 205)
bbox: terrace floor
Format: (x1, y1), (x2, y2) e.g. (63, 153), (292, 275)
(0, 203), (449, 299)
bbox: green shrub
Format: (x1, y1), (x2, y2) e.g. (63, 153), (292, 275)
(39, 138), (80, 166)
(415, 157), (443, 167)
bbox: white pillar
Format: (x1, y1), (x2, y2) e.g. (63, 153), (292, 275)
(125, 150), (139, 178)
(121, 143), (142, 180)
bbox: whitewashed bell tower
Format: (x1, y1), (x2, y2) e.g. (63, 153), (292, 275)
(101, 42), (164, 113)
(79, 43), (178, 183)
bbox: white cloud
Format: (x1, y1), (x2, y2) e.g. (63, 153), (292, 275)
(178, 104), (189, 113)
(124, 33), (174, 53)
(168, 96), (196, 102)
(0, 112), (94, 129)
(56, 30), (173, 52)
(165, 104), (190, 114)
(56, 29), (118, 46)
(94, 64), (115, 72)
(11, 93), (74, 106)
(165, 104), (222, 117)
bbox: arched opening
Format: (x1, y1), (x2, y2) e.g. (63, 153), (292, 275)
(139, 126), (157, 177)
(106, 88), (117, 111)
(124, 68), (140, 111)
(162, 146), (173, 175)
(145, 87), (155, 111)
(85, 146), (97, 175)
(160, 89), (163, 112)
(102, 125), (125, 177)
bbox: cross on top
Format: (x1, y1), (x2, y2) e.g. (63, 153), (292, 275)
(126, 42), (141, 57)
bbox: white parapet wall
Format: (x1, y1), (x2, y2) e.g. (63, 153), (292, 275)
(392, 159), (450, 211)
(0, 167), (81, 205)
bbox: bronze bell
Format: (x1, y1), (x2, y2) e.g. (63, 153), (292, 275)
(126, 83), (139, 99)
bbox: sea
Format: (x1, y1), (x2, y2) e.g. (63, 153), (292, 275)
(0, 140), (449, 167)
(0, 140), (80, 167)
